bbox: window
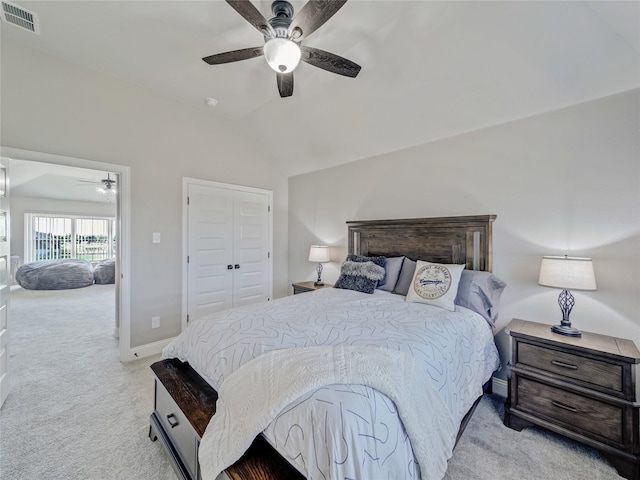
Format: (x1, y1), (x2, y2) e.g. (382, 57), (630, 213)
(25, 214), (116, 263)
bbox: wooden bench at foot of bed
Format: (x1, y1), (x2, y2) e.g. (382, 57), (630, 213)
(149, 358), (304, 480)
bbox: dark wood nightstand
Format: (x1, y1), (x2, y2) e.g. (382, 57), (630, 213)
(504, 318), (640, 480)
(291, 281), (333, 295)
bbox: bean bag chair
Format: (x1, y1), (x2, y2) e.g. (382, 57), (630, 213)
(16, 259), (94, 290)
(94, 258), (115, 284)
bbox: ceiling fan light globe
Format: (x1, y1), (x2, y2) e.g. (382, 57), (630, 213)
(96, 185), (116, 195)
(263, 38), (301, 73)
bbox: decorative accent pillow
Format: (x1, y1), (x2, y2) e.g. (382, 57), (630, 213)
(377, 256), (405, 292)
(346, 254), (386, 268)
(405, 261), (465, 311)
(455, 270), (507, 327)
(392, 258), (417, 296)
(334, 258), (386, 294)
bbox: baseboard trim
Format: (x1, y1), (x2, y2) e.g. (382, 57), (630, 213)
(492, 377), (508, 398)
(122, 338), (174, 362)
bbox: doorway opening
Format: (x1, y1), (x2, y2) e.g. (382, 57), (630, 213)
(1, 147), (131, 362)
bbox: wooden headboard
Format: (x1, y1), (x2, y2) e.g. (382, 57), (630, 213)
(347, 215), (496, 272)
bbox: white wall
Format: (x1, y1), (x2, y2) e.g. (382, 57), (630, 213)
(11, 195), (116, 262)
(1, 40), (289, 349)
(288, 89), (640, 377)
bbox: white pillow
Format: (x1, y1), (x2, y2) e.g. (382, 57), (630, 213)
(406, 261), (465, 311)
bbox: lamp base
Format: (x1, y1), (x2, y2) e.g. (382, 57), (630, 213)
(314, 263), (324, 287)
(550, 324), (582, 337)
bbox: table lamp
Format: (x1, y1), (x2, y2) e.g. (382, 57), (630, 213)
(308, 245), (330, 286)
(538, 255), (597, 337)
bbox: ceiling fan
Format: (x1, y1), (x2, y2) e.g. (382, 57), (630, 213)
(78, 173), (117, 195)
(202, 0), (361, 97)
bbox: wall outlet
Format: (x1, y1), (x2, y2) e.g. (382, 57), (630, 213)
(151, 316), (160, 329)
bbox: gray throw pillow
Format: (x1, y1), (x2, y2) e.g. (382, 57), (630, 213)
(392, 258), (417, 296)
(377, 256), (405, 292)
(454, 270), (507, 327)
(347, 254), (386, 268)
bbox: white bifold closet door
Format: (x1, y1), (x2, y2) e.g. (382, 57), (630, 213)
(186, 182), (272, 326)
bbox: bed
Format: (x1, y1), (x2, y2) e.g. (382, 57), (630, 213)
(150, 215), (503, 480)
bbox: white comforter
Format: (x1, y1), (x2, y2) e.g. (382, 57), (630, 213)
(162, 288), (500, 480)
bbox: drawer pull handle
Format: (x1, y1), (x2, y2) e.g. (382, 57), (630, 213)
(167, 413), (180, 428)
(551, 401), (578, 413)
(551, 360), (578, 370)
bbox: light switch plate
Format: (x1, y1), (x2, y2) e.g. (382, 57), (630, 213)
(152, 232), (161, 243)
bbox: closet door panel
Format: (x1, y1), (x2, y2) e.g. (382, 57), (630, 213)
(233, 191), (270, 307)
(187, 185), (234, 322)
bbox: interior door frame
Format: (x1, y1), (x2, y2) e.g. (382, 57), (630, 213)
(0, 146), (131, 362)
(0, 157), (10, 407)
(181, 177), (273, 331)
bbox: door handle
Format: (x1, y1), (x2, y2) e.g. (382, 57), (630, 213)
(227, 265), (233, 270)
(234, 264), (240, 269)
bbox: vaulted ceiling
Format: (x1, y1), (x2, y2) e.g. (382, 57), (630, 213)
(2, 0), (639, 181)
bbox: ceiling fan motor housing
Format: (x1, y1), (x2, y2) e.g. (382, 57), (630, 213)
(265, 0), (293, 40)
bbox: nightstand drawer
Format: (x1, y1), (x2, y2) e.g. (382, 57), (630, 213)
(517, 376), (623, 445)
(518, 342), (622, 392)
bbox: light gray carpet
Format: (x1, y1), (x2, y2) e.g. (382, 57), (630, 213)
(446, 395), (622, 479)
(0, 285), (623, 480)
(0, 285), (175, 480)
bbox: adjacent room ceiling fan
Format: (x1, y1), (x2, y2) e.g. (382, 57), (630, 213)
(78, 173), (117, 195)
(202, 0), (361, 97)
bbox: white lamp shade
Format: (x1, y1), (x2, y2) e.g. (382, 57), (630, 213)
(308, 245), (330, 263)
(263, 38), (301, 73)
(538, 256), (597, 291)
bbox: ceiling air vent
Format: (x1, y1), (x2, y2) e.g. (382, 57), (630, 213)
(1, 1), (40, 34)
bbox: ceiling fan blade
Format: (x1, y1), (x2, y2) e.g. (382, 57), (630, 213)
(202, 46), (264, 65)
(288, 0), (348, 41)
(300, 46), (361, 78)
(225, 0), (270, 34)
(277, 72), (294, 97)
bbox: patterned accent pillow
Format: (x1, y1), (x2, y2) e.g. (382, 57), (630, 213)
(405, 261), (465, 311)
(334, 260), (386, 294)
